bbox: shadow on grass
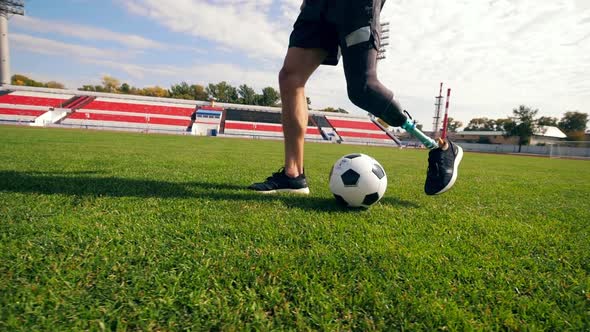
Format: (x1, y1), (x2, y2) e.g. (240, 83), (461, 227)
(0, 171), (418, 212)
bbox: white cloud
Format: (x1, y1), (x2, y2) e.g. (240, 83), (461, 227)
(376, 0), (590, 127)
(116, 0), (290, 60)
(111, 0), (588, 126)
(12, 15), (169, 50)
(81, 59), (181, 79)
(10, 33), (136, 59)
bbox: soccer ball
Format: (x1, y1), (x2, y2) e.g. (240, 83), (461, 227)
(329, 153), (387, 208)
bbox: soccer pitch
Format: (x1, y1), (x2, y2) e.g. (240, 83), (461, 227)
(1, 126), (589, 330)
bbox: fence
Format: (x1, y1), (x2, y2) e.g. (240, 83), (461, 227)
(459, 142), (590, 158)
(4, 119), (590, 158)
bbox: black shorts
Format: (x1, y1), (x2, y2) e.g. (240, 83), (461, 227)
(289, 0), (385, 65)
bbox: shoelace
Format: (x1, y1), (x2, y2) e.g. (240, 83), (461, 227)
(266, 167), (286, 183)
(428, 143), (457, 178)
(427, 152), (445, 178)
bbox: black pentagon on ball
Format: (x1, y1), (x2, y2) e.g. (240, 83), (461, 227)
(333, 194), (349, 206)
(344, 153), (361, 159)
(372, 164), (385, 179)
(341, 169), (360, 186)
(362, 192), (380, 206)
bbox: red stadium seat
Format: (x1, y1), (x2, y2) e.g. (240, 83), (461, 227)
(0, 95), (68, 107)
(325, 116), (395, 144)
(82, 100), (194, 117)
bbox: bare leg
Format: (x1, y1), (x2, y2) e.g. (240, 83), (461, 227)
(279, 47), (327, 178)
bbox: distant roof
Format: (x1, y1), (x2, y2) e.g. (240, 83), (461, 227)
(455, 131), (504, 136)
(535, 126), (567, 138)
(456, 126), (567, 138)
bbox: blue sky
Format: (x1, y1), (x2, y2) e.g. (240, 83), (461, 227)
(9, 0), (590, 129)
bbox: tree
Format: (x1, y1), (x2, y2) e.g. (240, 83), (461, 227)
(102, 75), (120, 93)
(206, 81), (239, 103)
(259, 87), (280, 107)
(11, 74), (30, 86)
(191, 84), (208, 101)
(463, 118), (479, 131)
(169, 82), (209, 100)
(446, 117), (463, 132)
(78, 85), (106, 92)
(140, 86), (169, 98)
(45, 81), (65, 89)
(238, 84), (257, 105)
(306, 97), (311, 110)
(120, 83), (131, 94)
(78, 85), (96, 92)
(504, 105), (538, 152)
(464, 117), (494, 131)
(169, 81), (194, 100)
(495, 118), (511, 132)
(558, 111), (588, 140)
(11, 74), (46, 87)
(465, 117), (511, 131)
(537, 116), (558, 127)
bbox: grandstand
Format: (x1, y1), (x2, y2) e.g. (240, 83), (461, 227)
(325, 115), (397, 146)
(223, 108), (324, 141)
(0, 85), (400, 146)
(0, 90), (73, 124)
(61, 97), (198, 134)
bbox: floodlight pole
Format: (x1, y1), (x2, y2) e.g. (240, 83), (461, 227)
(0, 14), (9, 85)
(0, 0), (26, 86)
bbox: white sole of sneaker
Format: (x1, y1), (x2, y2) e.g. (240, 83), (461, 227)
(258, 188), (310, 195)
(435, 145), (463, 195)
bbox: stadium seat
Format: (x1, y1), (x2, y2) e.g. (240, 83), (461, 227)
(0, 92), (71, 107)
(81, 99), (195, 117)
(60, 97), (198, 132)
(0, 107), (47, 123)
(325, 116), (396, 145)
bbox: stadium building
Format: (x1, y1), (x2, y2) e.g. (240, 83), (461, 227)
(0, 85), (400, 147)
(447, 126), (567, 145)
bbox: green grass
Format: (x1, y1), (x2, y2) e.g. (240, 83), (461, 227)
(0, 125), (589, 331)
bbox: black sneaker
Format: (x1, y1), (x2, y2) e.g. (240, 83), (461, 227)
(425, 140), (463, 195)
(248, 168), (310, 194)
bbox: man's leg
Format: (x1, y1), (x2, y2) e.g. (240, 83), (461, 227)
(341, 46), (404, 126)
(341, 43), (462, 195)
(340, 45), (438, 149)
(280, 47), (328, 178)
(248, 47), (327, 194)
